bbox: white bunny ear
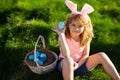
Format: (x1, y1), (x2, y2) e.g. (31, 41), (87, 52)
(65, 0), (77, 14)
(80, 3), (94, 15)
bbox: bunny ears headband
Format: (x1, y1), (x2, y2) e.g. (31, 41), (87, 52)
(65, 0), (94, 15)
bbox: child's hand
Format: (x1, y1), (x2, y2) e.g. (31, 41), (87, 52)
(53, 26), (65, 35)
(73, 62), (79, 70)
(53, 22), (65, 35)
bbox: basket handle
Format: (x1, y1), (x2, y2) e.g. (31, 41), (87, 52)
(34, 35), (46, 67)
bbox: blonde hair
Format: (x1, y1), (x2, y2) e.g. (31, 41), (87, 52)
(65, 14), (94, 47)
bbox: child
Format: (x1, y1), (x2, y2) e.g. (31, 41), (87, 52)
(54, 0), (120, 80)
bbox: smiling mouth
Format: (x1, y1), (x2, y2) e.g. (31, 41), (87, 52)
(73, 30), (80, 33)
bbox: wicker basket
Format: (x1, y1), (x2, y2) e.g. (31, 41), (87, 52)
(24, 35), (58, 74)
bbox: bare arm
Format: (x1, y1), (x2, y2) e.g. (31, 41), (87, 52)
(77, 41), (90, 67)
(53, 27), (70, 58)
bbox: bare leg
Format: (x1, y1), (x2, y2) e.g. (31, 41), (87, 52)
(61, 57), (74, 80)
(86, 52), (120, 80)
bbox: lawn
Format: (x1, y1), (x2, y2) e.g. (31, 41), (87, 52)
(0, 0), (120, 80)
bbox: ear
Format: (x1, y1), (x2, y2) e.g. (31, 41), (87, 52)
(65, 0), (77, 14)
(80, 3), (94, 15)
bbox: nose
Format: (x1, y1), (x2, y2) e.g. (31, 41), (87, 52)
(74, 26), (80, 31)
(75, 27), (79, 31)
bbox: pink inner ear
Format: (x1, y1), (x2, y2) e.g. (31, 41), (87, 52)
(80, 4), (94, 15)
(66, 1), (77, 13)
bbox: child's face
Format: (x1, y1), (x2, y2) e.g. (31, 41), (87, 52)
(69, 19), (84, 36)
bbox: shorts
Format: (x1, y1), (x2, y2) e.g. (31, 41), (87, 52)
(57, 58), (89, 75)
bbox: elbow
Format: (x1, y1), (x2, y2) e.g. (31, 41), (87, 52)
(66, 50), (70, 57)
(62, 51), (70, 58)
(83, 55), (89, 60)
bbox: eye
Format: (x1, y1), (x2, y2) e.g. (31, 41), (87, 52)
(72, 24), (75, 26)
(79, 25), (83, 28)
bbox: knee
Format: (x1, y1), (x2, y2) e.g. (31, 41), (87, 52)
(62, 57), (74, 67)
(97, 52), (109, 61)
(98, 52), (108, 57)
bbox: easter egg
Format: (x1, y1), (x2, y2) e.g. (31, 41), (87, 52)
(40, 53), (47, 62)
(34, 58), (39, 62)
(36, 51), (40, 58)
(37, 59), (43, 65)
(58, 21), (64, 29)
(28, 54), (34, 61)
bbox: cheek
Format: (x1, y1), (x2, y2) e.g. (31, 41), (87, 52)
(80, 28), (84, 33)
(77, 27), (84, 34)
(69, 28), (73, 33)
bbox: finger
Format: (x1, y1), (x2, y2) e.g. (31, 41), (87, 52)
(52, 26), (58, 32)
(73, 62), (78, 70)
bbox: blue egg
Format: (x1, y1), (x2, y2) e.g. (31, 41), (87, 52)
(34, 58), (39, 62)
(36, 51), (40, 58)
(58, 21), (64, 29)
(28, 54), (34, 61)
(37, 59), (43, 65)
(40, 53), (47, 62)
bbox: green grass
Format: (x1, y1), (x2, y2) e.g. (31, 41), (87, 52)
(0, 0), (120, 80)
(9, 65), (111, 80)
